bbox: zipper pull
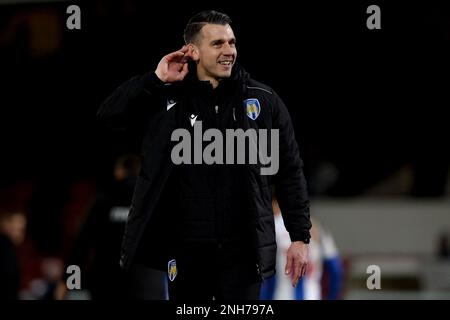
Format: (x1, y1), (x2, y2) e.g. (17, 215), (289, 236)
(256, 264), (261, 276)
(215, 105), (219, 114)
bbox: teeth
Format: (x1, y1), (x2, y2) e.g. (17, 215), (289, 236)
(219, 61), (232, 65)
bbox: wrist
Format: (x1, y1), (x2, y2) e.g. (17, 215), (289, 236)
(154, 70), (166, 83)
(293, 240), (309, 245)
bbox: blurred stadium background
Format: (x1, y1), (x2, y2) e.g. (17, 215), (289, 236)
(1, 0), (449, 299)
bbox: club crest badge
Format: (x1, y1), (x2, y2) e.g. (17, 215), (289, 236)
(244, 98), (261, 120)
(168, 259), (177, 281)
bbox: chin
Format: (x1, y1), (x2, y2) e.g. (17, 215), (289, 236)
(218, 71), (232, 78)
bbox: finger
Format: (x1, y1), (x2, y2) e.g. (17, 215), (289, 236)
(184, 46), (194, 59)
(292, 262), (301, 287)
(300, 264), (307, 278)
(165, 51), (185, 62)
(175, 46), (189, 59)
(180, 54), (192, 64)
(176, 63), (189, 80)
(285, 256), (293, 275)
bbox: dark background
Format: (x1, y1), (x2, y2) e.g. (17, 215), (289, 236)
(0, 0), (449, 257)
(1, 0), (449, 195)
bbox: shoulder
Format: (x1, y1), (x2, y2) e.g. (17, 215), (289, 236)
(246, 79), (275, 97)
(244, 78), (285, 119)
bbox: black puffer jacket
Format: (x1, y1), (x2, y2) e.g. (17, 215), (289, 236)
(97, 64), (311, 279)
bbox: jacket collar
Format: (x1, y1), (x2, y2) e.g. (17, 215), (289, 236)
(183, 61), (249, 90)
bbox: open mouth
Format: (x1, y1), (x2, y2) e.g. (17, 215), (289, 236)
(218, 60), (233, 66)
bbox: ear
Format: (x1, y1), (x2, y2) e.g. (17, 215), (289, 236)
(187, 43), (200, 61)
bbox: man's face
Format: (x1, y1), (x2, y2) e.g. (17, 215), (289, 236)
(1, 213), (26, 246)
(192, 23), (237, 82)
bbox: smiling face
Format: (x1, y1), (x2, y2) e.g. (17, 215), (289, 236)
(189, 23), (237, 87)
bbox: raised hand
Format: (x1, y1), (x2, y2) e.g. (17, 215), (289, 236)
(155, 45), (193, 83)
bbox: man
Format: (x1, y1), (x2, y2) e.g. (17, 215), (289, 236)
(0, 210), (27, 299)
(98, 10), (311, 300)
(57, 154), (166, 300)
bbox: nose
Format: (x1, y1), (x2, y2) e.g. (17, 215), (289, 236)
(222, 43), (235, 56)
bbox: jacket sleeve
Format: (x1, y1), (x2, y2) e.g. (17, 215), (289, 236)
(272, 92), (312, 243)
(97, 72), (165, 132)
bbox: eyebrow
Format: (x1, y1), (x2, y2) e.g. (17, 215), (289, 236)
(211, 38), (236, 45)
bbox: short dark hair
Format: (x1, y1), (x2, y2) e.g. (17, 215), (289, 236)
(183, 10), (232, 44)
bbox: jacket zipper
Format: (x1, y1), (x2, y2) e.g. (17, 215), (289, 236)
(214, 104), (224, 248)
(256, 264), (262, 279)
